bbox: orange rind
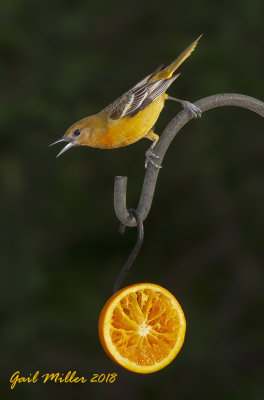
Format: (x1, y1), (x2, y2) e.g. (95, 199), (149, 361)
(98, 283), (186, 373)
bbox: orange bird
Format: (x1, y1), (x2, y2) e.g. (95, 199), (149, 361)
(51, 35), (202, 168)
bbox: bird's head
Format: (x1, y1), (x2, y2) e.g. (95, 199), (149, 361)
(50, 115), (105, 157)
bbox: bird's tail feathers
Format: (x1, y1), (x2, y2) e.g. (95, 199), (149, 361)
(154, 35), (202, 80)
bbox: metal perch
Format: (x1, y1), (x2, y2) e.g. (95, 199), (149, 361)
(114, 93), (264, 227)
(113, 93), (264, 291)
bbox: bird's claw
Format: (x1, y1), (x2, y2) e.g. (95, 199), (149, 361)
(145, 149), (162, 169)
(182, 101), (202, 118)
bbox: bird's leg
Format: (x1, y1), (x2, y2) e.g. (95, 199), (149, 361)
(167, 96), (202, 118)
(144, 130), (162, 169)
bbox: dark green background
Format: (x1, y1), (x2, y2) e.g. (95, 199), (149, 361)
(1, 0), (263, 398)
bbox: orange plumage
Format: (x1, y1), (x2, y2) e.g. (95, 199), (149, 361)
(51, 35), (202, 167)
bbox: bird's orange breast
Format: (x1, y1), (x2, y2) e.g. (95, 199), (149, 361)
(98, 95), (166, 149)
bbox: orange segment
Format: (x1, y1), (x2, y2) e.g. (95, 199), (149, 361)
(98, 283), (186, 373)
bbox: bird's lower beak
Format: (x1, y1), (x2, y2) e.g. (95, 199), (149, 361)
(49, 137), (76, 158)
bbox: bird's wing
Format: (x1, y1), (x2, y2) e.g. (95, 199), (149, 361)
(109, 74), (179, 120)
(130, 65), (163, 90)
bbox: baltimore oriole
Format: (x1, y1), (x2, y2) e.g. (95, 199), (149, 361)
(51, 35), (202, 168)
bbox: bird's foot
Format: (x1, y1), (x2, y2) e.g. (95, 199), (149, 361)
(167, 96), (202, 118)
(181, 100), (202, 118)
(145, 149), (162, 169)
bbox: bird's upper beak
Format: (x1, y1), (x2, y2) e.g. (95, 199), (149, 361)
(49, 137), (76, 158)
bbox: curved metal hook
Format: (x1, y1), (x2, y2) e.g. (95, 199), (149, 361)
(113, 209), (144, 293)
(114, 93), (264, 227)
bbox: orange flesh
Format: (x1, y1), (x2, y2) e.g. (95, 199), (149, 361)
(112, 290), (179, 365)
(99, 284), (186, 373)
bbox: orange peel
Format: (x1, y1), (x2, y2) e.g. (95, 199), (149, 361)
(98, 283), (186, 373)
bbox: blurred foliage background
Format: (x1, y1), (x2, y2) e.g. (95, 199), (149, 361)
(1, 0), (264, 399)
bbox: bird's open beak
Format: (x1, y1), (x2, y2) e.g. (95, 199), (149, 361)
(49, 137), (76, 158)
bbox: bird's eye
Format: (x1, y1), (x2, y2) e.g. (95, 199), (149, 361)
(73, 128), (81, 137)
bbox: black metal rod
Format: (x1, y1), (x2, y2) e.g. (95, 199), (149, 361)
(113, 209), (144, 293)
(114, 93), (264, 227)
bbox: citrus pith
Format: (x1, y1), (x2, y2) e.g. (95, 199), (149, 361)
(98, 283), (186, 373)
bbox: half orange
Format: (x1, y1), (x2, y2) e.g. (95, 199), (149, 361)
(98, 283), (186, 373)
